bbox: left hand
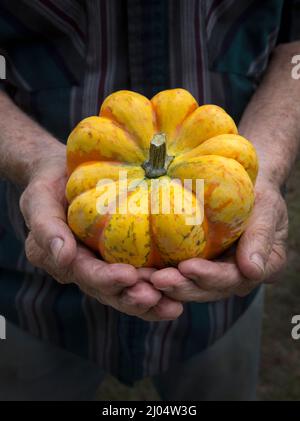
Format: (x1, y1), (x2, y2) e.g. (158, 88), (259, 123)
(20, 148), (183, 321)
(150, 179), (288, 302)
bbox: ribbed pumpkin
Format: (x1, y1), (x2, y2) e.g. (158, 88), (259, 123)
(66, 89), (258, 268)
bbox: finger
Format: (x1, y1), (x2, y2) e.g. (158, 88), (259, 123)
(20, 179), (76, 267)
(25, 233), (138, 295)
(150, 267), (189, 292)
(178, 258), (244, 290)
(151, 263), (243, 301)
(141, 296), (184, 321)
(236, 188), (284, 281)
(67, 247), (139, 295)
(118, 281), (162, 316)
(237, 228), (274, 281)
(26, 234), (183, 319)
(151, 267), (204, 301)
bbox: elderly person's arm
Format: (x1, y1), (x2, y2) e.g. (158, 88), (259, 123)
(240, 42), (300, 189)
(151, 41), (300, 300)
(0, 91), (182, 320)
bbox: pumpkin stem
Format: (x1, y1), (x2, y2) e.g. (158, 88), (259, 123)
(142, 133), (169, 178)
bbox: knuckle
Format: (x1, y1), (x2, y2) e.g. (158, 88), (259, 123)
(105, 265), (122, 281)
(110, 264), (137, 285)
(122, 293), (140, 308)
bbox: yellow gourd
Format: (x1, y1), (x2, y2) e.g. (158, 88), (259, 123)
(66, 89), (258, 267)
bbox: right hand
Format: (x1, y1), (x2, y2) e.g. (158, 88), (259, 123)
(20, 146), (183, 321)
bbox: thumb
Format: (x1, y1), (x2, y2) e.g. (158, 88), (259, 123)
(20, 179), (77, 267)
(236, 205), (276, 282)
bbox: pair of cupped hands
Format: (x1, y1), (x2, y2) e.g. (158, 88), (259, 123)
(20, 144), (288, 321)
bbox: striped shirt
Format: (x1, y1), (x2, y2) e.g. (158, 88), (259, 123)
(0, 0), (298, 384)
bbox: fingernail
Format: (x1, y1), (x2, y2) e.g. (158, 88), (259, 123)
(50, 238), (64, 265)
(250, 253), (265, 275)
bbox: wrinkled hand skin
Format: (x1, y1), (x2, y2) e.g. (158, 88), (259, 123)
(20, 151), (183, 321)
(150, 179), (288, 302)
